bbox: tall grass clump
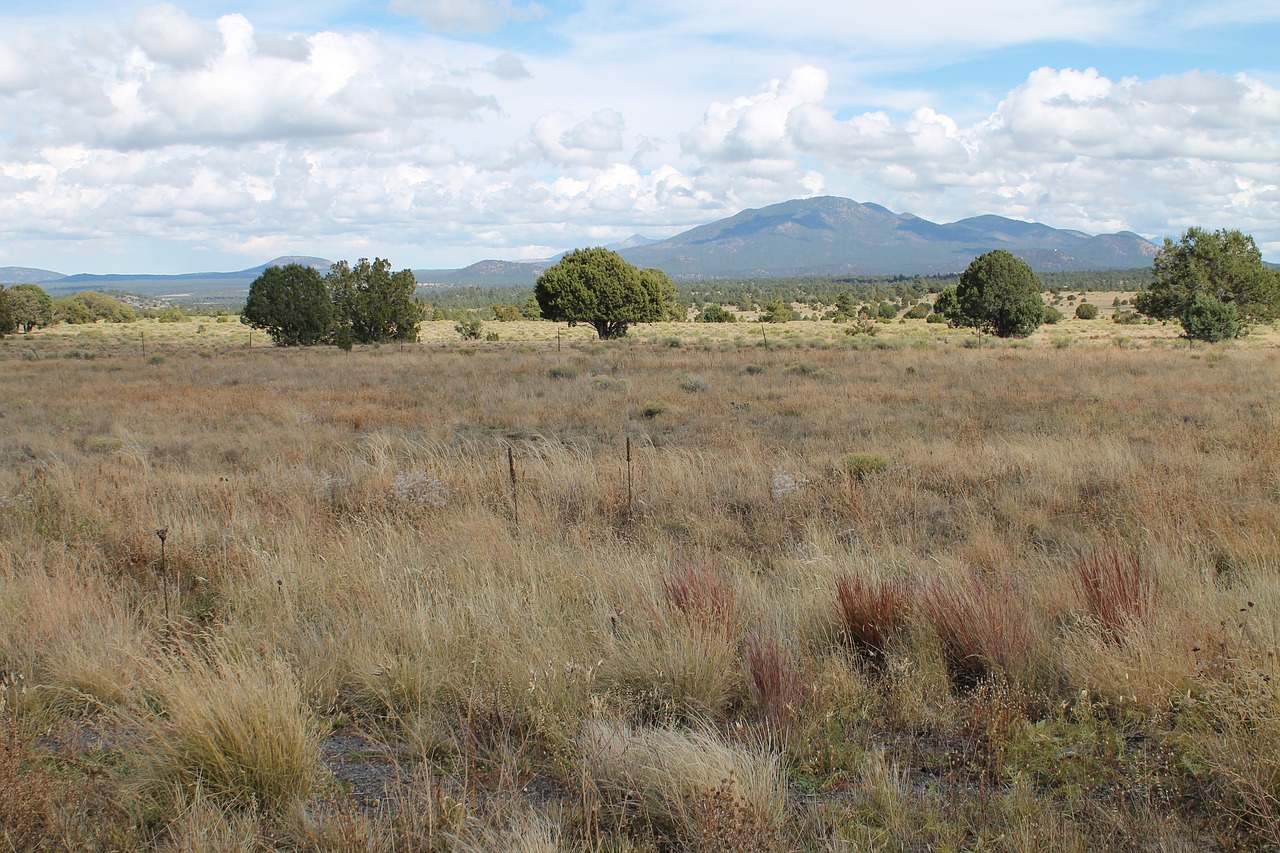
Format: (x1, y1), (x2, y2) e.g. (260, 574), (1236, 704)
(921, 571), (1039, 689)
(1074, 545), (1153, 642)
(835, 571), (909, 664)
(584, 720), (784, 851)
(743, 628), (807, 736)
(133, 647), (321, 816)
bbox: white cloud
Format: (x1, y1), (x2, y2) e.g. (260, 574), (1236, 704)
(388, 0), (548, 33)
(0, 3), (1278, 273)
(130, 4), (220, 68)
(527, 109), (626, 166)
(483, 52), (530, 80)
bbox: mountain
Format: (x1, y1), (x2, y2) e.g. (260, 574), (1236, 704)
(607, 234), (661, 251)
(414, 259), (553, 287)
(7, 198), (1162, 298)
(616, 197), (1158, 278)
(42, 256), (336, 304)
(0, 266), (66, 284)
(419, 197), (1158, 287)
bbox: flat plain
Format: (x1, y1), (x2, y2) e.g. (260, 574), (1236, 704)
(3, 315), (1280, 850)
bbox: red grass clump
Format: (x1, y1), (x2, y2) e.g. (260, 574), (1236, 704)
(834, 573), (909, 661)
(743, 629), (806, 735)
(1074, 546), (1152, 643)
(921, 572), (1034, 689)
(661, 559), (736, 632)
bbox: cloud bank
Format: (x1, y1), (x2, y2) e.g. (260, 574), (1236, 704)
(0, 2), (1277, 271)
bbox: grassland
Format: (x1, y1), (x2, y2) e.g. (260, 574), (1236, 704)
(2, 314), (1280, 850)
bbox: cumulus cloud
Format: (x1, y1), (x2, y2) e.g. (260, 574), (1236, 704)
(527, 109), (626, 166)
(483, 53), (531, 80)
(130, 4), (220, 68)
(59, 13), (500, 148)
(682, 65), (827, 164)
(1, 1), (1277, 274)
(388, 0), (549, 33)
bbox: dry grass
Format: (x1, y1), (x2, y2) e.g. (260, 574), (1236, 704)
(3, 318), (1280, 847)
(584, 719), (785, 851)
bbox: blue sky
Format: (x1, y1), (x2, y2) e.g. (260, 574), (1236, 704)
(1, 0), (1278, 274)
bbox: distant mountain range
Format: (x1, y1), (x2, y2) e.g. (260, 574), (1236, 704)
(417, 197), (1159, 286)
(3, 198), (1161, 298)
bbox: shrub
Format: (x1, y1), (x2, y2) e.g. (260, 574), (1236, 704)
(838, 452), (890, 481)
(1182, 294), (1241, 342)
(1113, 309), (1141, 325)
(677, 373), (708, 393)
(1075, 302), (1099, 320)
(697, 303), (737, 323)
(591, 375), (629, 392)
(454, 316), (483, 340)
(1041, 305), (1064, 324)
(783, 361), (823, 377)
(546, 365), (578, 379)
(641, 401), (669, 418)
(843, 319), (878, 336)
(926, 312), (947, 323)
(903, 303), (931, 319)
(758, 298), (793, 323)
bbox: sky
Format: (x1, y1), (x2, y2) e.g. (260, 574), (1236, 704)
(1, 1), (1278, 275)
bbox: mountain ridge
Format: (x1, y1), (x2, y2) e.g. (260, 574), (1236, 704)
(11, 199), (1161, 295)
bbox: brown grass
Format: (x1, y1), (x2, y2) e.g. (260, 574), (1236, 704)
(4, 319), (1280, 847)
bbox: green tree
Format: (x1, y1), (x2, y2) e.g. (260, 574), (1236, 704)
(933, 286), (963, 324)
(519, 294), (542, 320)
(8, 283), (54, 333)
(1182, 294), (1240, 342)
(0, 286), (15, 337)
(759, 297), (794, 323)
(242, 264), (335, 346)
(697, 303), (737, 323)
(1135, 227), (1279, 329)
(534, 248), (675, 339)
(639, 268), (684, 321)
(74, 291), (136, 323)
(833, 291), (857, 319)
(54, 296), (93, 325)
(328, 258), (423, 344)
(952, 250), (1046, 338)
(1075, 302), (1099, 320)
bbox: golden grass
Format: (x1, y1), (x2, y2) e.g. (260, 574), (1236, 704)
(3, 317), (1280, 847)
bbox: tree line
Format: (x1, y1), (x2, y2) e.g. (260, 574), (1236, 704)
(4, 227), (1274, 346)
(0, 285), (142, 336)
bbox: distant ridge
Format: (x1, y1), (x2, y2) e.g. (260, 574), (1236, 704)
(10, 197), (1162, 296)
(0, 266), (66, 284)
(616, 197), (1158, 278)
